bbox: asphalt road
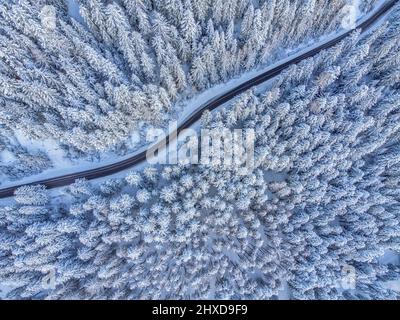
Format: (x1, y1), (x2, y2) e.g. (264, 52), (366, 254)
(0, 0), (397, 198)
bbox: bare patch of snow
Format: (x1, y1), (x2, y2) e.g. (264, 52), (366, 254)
(379, 250), (400, 292)
(277, 281), (291, 300)
(1, 1), (393, 190)
(66, 0), (85, 25)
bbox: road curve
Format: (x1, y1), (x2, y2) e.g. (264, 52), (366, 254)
(0, 0), (397, 198)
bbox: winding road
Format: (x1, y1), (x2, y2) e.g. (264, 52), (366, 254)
(0, 0), (397, 198)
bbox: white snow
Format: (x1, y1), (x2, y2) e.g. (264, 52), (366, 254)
(0, 1), (393, 191)
(379, 250), (400, 265)
(0, 283), (18, 300)
(13, 130), (71, 168)
(66, 0), (85, 25)
(277, 281), (291, 300)
(0, 150), (16, 164)
(379, 250), (400, 293)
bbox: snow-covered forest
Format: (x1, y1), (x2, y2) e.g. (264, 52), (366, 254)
(0, 0), (399, 299)
(0, 0), (380, 182)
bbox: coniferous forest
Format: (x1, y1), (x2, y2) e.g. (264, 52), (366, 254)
(0, 0), (399, 300)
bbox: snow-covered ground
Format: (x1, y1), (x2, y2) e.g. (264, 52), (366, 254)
(1, 0), (391, 190)
(66, 0), (84, 24)
(1, 0), (400, 302)
(0, 283), (18, 300)
(2, 0), (391, 189)
(379, 251), (400, 293)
